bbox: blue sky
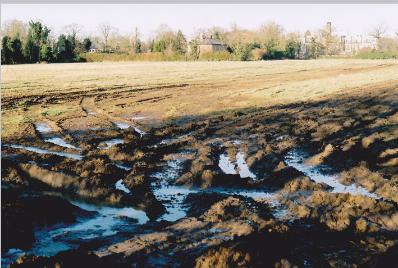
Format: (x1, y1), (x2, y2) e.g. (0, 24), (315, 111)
(2, 4), (397, 39)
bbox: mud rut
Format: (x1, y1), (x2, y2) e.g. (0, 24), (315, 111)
(2, 89), (398, 267)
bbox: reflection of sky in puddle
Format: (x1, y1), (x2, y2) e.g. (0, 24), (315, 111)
(159, 133), (191, 145)
(152, 158), (198, 222)
(153, 155), (281, 221)
(133, 127), (146, 137)
(285, 149), (379, 199)
(4, 144), (83, 160)
(114, 122), (130, 129)
(98, 138), (124, 149)
(216, 189), (275, 200)
(218, 152), (256, 179)
(2, 248), (25, 267)
(35, 122), (53, 134)
(113, 122), (145, 137)
(35, 122), (80, 150)
(29, 200), (148, 257)
(115, 163), (132, 171)
(154, 185), (198, 221)
(236, 152), (256, 179)
(219, 154), (236, 174)
(115, 179), (130, 193)
(44, 137), (80, 150)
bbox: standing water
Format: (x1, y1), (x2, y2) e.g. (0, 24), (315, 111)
(285, 149), (379, 198)
(152, 157), (198, 222)
(115, 179), (130, 193)
(26, 201), (148, 257)
(218, 152), (256, 179)
(4, 144), (83, 160)
(35, 122), (80, 150)
(35, 122), (53, 134)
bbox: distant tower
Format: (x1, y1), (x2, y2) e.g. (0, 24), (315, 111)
(326, 22), (332, 36)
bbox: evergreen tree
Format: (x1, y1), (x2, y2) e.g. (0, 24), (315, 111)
(40, 43), (53, 62)
(10, 37), (24, 64)
(23, 21), (51, 63)
(134, 39), (142, 53)
(82, 38), (92, 52)
(284, 40), (299, 59)
(1, 36), (13, 64)
(55, 34), (75, 62)
(173, 30), (187, 54)
(24, 37), (39, 63)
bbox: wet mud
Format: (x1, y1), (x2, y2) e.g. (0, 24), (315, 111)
(2, 84), (398, 267)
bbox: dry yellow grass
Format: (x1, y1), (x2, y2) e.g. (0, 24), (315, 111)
(2, 59), (398, 140)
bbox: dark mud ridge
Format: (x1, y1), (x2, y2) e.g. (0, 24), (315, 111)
(2, 99), (398, 267)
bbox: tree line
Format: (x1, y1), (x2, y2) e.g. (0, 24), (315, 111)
(1, 21), (92, 64)
(2, 20), (397, 64)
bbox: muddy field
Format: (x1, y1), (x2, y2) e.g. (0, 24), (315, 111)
(1, 60), (398, 267)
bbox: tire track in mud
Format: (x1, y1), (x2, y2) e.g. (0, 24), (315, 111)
(80, 97), (102, 117)
(84, 96), (150, 133)
(2, 83), (190, 110)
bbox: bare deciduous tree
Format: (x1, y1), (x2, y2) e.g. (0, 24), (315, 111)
(370, 24), (387, 40)
(370, 24), (388, 50)
(1, 19), (28, 43)
(64, 23), (82, 40)
(98, 22), (113, 52)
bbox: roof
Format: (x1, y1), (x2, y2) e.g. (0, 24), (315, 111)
(199, 38), (224, 46)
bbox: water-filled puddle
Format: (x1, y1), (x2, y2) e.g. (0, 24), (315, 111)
(154, 185), (198, 221)
(133, 127), (146, 137)
(2, 248), (25, 267)
(152, 154), (283, 221)
(114, 122), (130, 129)
(98, 138), (124, 149)
(218, 152), (256, 179)
(35, 122), (53, 134)
(2, 199), (149, 264)
(219, 154), (236, 174)
(236, 152), (256, 179)
(35, 122), (80, 150)
(114, 122), (145, 137)
(29, 200), (148, 257)
(159, 133), (191, 146)
(285, 149), (379, 198)
(115, 163), (132, 171)
(216, 189), (275, 200)
(4, 144), (83, 160)
(115, 179), (130, 193)
(152, 157), (198, 222)
(44, 137), (80, 150)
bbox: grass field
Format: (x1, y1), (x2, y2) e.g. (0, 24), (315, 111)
(2, 59), (398, 140)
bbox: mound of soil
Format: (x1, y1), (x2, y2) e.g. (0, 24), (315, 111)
(2, 189), (95, 251)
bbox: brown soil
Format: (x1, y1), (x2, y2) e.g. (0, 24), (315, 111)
(2, 61), (398, 267)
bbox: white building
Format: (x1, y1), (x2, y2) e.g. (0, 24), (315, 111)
(340, 35), (377, 55)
